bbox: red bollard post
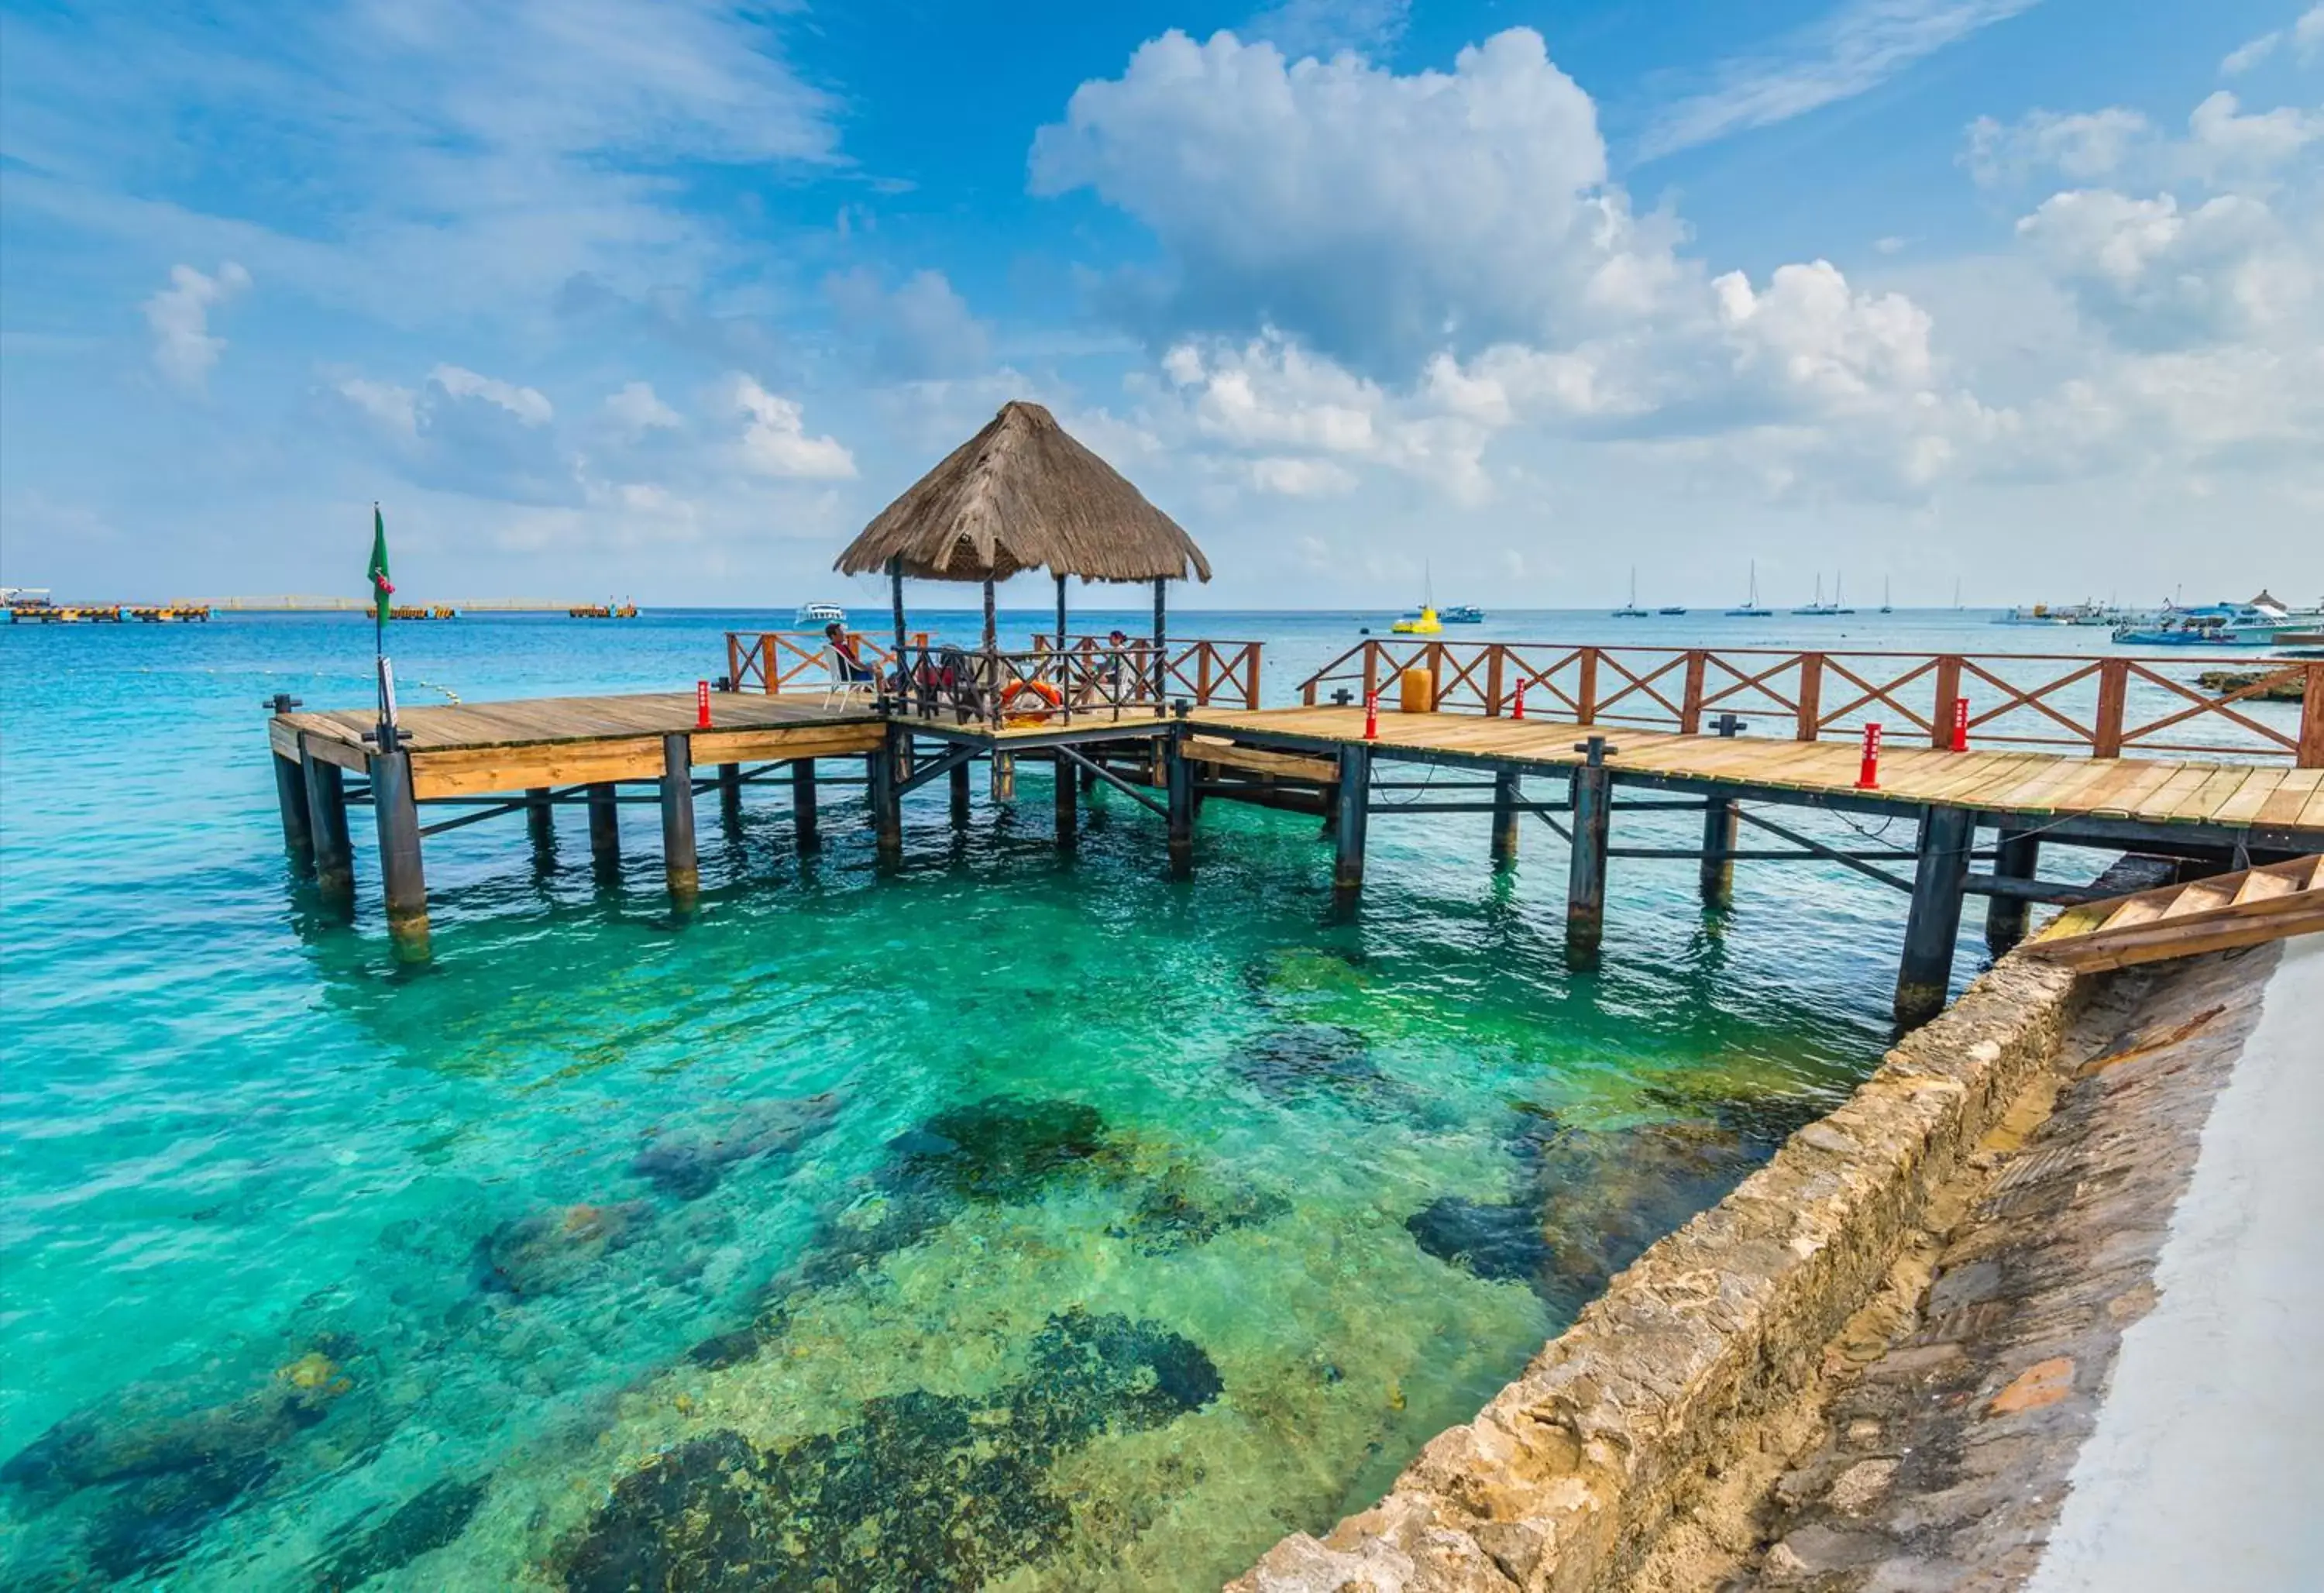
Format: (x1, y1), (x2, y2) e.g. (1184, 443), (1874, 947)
(1363, 690), (1380, 741)
(1511, 680), (1527, 721)
(1950, 696), (1968, 753)
(1855, 721), (1883, 789)
(696, 680), (712, 730)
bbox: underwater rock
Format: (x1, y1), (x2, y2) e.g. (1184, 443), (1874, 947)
(1114, 1161), (1290, 1255)
(555, 1309), (1220, 1593)
(475, 1201), (654, 1296)
(85, 1450), (281, 1582)
(880, 1095), (1107, 1202)
(1405, 1196), (1554, 1285)
(1638, 1080), (1831, 1147)
(1408, 1114), (1769, 1312)
(1229, 1023), (1397, 1111)
(630, 1092), (841, 1200)
(316, 1474), (490, 1588)
(684, 1305), (791, 1372)
(1, 1342), (356, 1500)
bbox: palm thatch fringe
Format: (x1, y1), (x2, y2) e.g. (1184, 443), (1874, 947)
(834, 401), (1210, 584)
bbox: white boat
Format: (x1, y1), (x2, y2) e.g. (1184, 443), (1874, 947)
(1613, 567), (1648, 618)
(796, 601), (847, 626)
(2113, 596), (2300, 647)
(1793, 574), (1840, 617)
(1727, 561), (1772, 618)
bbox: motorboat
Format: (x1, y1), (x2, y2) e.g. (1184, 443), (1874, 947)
(1441, 604), (1485, 623)
(796, 600), (847, 626)
(2113, 597), (2298, 646)
(1392, 605), (1442, 635)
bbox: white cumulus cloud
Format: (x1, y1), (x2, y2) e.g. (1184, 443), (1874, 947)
(142, 261), (250, 391)
(727, 376), (857, 479)
(429, 364), (553, 425)
(602, 380), (681, 436)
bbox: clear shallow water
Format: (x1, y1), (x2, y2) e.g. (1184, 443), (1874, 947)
(2, 609), (2082, 1590)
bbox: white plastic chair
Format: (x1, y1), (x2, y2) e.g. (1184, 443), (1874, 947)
(821, 645), (875, 711)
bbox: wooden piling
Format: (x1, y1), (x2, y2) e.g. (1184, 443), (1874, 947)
(302, 738), (354, 905)
(718, 762), (742, 821)
(587, 782), (621, 871)
(991, 751), (1016, 802)
(1490, 769), (1521, 868)
(1332, 745), (1370, 904)
(792, 758), (820, 853)
(1566, 753), (1612, 963)
(1057, 752), (1080, 847)
(661, 734), (699, 906)
(1985, 827), (2040, 952)
(1896, 806), (1975, 1027)
(370, 748), (430, 958)
(1700, 796), (1738, 907)
(871, 734), (903, 865)
(1166, 740), (1193, 877)
(272, 752), (315, 872)
(951, 755), (973, 829)
(527, 786), (555, 854)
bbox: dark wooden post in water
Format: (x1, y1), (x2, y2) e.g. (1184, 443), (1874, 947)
(661, 734), (699, 907)
(717, 763), (742, 822)
(1700, 714), (1748, 907)
(792, 759), (820, 853)
(991, 751), (1016, 802)
(369, 748), (429, 958)
(1567, 736), (1616, 963)
(1490, 770), (1521, 869)
(951, 755), (973, 828)
(526, 787), (555, 854)
(1332, 744), (1370, 907)
(586, 783), (621, 872)
(1057, 752), (1080, 846)
(273, 754), (315, 872)
(1165, 735), (1193, 877)
(871, 732), (903, 866)
(1896, 805), (1975, 1027)
(301, 738), (354, 905)
(1986, 827), (2041, 952)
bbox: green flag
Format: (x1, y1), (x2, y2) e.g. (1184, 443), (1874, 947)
(366, 504), (394, 631)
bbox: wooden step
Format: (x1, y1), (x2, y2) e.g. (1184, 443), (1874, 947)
(2233, 865), (2299, 906)
(2162, 879), (2239, 919)
(2027, 852), (2322, 972)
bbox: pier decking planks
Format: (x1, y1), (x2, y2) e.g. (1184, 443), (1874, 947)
(1183, 705), (2324, 839)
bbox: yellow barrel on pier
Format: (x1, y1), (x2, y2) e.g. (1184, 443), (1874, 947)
(1399, 666), (1435, 713)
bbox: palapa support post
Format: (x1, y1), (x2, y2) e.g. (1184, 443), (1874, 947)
(792, 758), (820, 854)
(661, 734), (699, 907)
(990, 750), (1016, 803)
(871, 731), (904, 867)
(1057, 752), (1080, 847)
(301, 737), (354, 906)
(951, 755), (973, 828)
(889, 558), (909, 700)
(1490, 769), (1521, 869)
(369, 747), (430, 959)
(1332, 744), (1370, 907)
(586, 783), (621, 873)
(526, 786), (555, 857)
(1152, 576), (1169, 710)
(1985, 827), (2041, 953)
(1165, 732), (1194, 879)
(1566, 736), (1617, 964)
(1701, 714), (1747, 907)
(1896, 805), (1975, 1027)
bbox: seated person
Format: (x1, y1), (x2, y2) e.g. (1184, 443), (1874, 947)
(824, 622), (872, 682)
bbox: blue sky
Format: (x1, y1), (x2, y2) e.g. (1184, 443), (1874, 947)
(3, 0), (2319, 608)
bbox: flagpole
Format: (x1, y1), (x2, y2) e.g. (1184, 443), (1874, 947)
(369, 502), (400, 753)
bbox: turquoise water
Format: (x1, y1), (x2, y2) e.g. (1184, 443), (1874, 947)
(2, 609), (2071, 1589)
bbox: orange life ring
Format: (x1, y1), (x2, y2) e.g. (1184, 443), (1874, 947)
(1002, 676), (1064, 724)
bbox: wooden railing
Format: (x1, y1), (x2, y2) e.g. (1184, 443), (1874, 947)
(1298, 641), (2324, 766)
(725, 630), (902, 694)
(1035, 635), (1264, 712)
(725, 631), (1263, 719)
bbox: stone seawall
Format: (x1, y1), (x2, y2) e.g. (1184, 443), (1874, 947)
(1229, 955), (2088, 1593)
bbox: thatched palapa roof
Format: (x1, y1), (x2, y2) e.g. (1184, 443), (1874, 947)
(834, 401), (1210, 584)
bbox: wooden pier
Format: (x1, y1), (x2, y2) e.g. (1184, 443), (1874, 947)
(260, 635), (2324, 1025)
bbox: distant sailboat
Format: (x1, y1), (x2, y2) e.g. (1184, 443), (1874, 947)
(1727, 561), (1772, 618)
(1613, 566), (1648, 618)
(1879, 578), (1893, 614)
(1831, 571), (1856, 615)
(1953, 578), (1963, 611)
(1793, 574), (1838, 616)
